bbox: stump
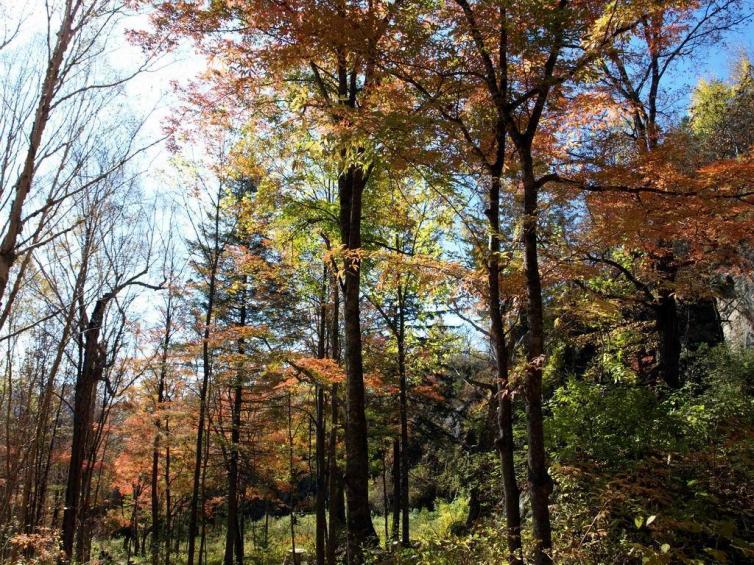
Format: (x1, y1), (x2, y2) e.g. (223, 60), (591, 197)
(283, 548), (310, 565)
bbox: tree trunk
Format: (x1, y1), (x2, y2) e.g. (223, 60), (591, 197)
(331, 271), (340, 362)
(327, 384), (345, 565)
(152, 294), (173, 565)
(521, 163), (553, 565)
(131, 490), (141, 560)
(164, 415), (172, 565)
(287, 393), (297, 562)
(391, 438), (400, 543)
(223, 379), (244, 565)
(187, 194), (222, 565)
(315, 387), (327, 565)
(34, 383), (65, 529)
(656, 292), (681, 389)
(486, 172), (522, 564)
(338, 165), (378, 562)
(381, 449), (388, 547)
(60, 295), (111, 563)
(312, 267), (329, 565)
(0, 0), (77, 307)
(225, 280), (247, 565)
(198, 408), (211, 565)
(396, 295), (410, 547)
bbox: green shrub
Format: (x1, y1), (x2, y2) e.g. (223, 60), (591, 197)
(548, 379), (675, 465)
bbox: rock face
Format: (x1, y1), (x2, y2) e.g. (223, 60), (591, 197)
(718, 275), (754, 349)
(682, 298), (725, 349)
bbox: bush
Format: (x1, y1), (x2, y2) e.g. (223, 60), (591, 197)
(548, 379), (676, 466)
(547, 345), (754, 563)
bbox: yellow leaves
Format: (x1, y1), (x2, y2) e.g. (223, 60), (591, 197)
(370, 248), (463, 297)
(584, 0), (645, 51)
(324, 245), (368, 275)
(586, 295), (622, 319)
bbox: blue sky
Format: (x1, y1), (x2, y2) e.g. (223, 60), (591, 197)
(671, 16), (754, 106)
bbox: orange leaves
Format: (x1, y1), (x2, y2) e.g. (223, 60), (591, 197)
(364, 370), (388, 394)
(414, 380), (446, 403)
(560, 137), (754, 303)
(8, 529), (59, 562)
(577, 141), (754, 242)
(289, 356), (345, 385)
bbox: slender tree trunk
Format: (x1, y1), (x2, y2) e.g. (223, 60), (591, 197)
(224, 381), (243, 565)
(338, 166), (378, 562)
(315, 386), (327, 565)
(0, 0), (78, 307)
(164, 416), (172, 565)
(150, 430), (160, 565)
(130, 489), (141, 564)
(396, 294), (410, 547)
(331, 271), (340, 363)
(287, 393), (297, 564)
(34, 383), (65, 529)
(486, 171), (522, 563)
(187, 194), (222, 565)
(225, 282), (247, 565)
(198, 410), (211, 565)
(327, 384), (344, 565)
(152, 295), (173, 565)
(327, 276), (343, 564)
(1, 355), (13, 526)
(315, 269), (328, 565)
(391, 438), (399, 543)
(521, 161), (553, 565)
(381, 449), (388, 548)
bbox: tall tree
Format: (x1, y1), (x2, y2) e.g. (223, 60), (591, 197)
(141, 1), (413, 558)
(185, 173), (226, 565)
(60, 186), (163, 562)
(586, 0), (748, 387)
(0, 0), (157, 316)
(386, 0), (646, 560)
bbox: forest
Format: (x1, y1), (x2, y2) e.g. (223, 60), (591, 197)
(1, 0), (754, 563)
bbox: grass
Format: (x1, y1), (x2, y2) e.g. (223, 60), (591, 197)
(92, 497), (470, 564)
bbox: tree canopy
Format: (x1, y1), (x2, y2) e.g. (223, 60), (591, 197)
(1, 1), (754, 564)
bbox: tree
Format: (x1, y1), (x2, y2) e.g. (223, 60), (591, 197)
(183, 161), (227, 565)
(140, 1), (413, 557)
(384, 0), (642, 560)
(689, 55), (754, 160)
(60, 182), (164, 563)
(581, 0), (750, 387)
(150, 250), (181, 565)
(364, 176), (454, 546)
(0, 0), (158, 316)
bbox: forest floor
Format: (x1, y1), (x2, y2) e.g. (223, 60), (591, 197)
(94, 499), (468, 564)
